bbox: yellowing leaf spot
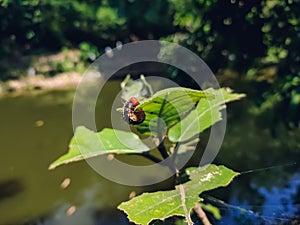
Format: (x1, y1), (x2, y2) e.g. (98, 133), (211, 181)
(200, 173), (213, 182)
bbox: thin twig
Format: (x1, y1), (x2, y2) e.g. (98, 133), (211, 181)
(137, 153), (162, 163)
(194, 203), (212, 225)
(178, 183), (194, 225)
(174, 156), (212, 225)
(173, 166), (193, 225)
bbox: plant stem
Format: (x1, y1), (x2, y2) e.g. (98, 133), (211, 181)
(157, 141), (169, 159)
(139, 153), (162, 163)
(156, 93), (169, 160)
(173, 166), (193, 225)
(194, 203), (212, 225)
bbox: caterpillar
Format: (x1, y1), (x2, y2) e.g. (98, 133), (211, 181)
(122, 97), (145, 125)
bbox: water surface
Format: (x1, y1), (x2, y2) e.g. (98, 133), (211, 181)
(0, 81), (299, 225)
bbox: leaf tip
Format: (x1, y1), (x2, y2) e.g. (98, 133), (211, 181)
(48, 159), (63, 170)
(48, 163), (58, 170)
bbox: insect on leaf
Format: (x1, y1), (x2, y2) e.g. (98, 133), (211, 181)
(135, 87), (214, 136)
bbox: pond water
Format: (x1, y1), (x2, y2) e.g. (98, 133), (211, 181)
(0, 80), (299, 225)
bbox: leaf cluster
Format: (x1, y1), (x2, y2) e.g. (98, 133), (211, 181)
(49, 76), (245, 224)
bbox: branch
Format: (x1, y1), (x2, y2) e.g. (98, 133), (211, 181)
(157, 141), (169, 159)
(141, 153), (162, 163)
(132, 153), (162, 164)
(194, 203), (212, 225)
(178, 183), (194, 225)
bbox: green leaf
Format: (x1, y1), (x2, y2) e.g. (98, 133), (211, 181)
(135, 87), (214, 136)
(200, 203), (221, 220)
(49, 126), (149, 170)
(118, 164), (239, 225)
(168, 88), (246, 142)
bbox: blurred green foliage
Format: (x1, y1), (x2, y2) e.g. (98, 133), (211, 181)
(0, 0), (172, 55)
(0, 0), (125, 53)
(0, 0), (173, 80)
(166, 0), (300, 129)
(0, 0), (299, 127)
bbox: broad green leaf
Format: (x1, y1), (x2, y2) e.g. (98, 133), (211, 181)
(120, 74), (153, 101)
(168, 88), (246, 142)
(49, 126), (149, 169)
(118, 164), (239, 225)
(135, 87), (214, 136)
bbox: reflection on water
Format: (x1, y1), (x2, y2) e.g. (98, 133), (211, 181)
(0, 81), (299, 225)
(202, 172), (300, 225)
(203, 99), (300, 225)
(0, 81), (139, 225)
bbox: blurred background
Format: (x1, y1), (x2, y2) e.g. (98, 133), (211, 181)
(0, 0), (300, 224)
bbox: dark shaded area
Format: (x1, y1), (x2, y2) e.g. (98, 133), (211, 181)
(1, 0), (299, 126)
(168, 0), (300, 129)
(22, 209), (131, 225)
(109, 62), (168, 81)
(0, 178), (23, 202)
(0, 1), (174, 56)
